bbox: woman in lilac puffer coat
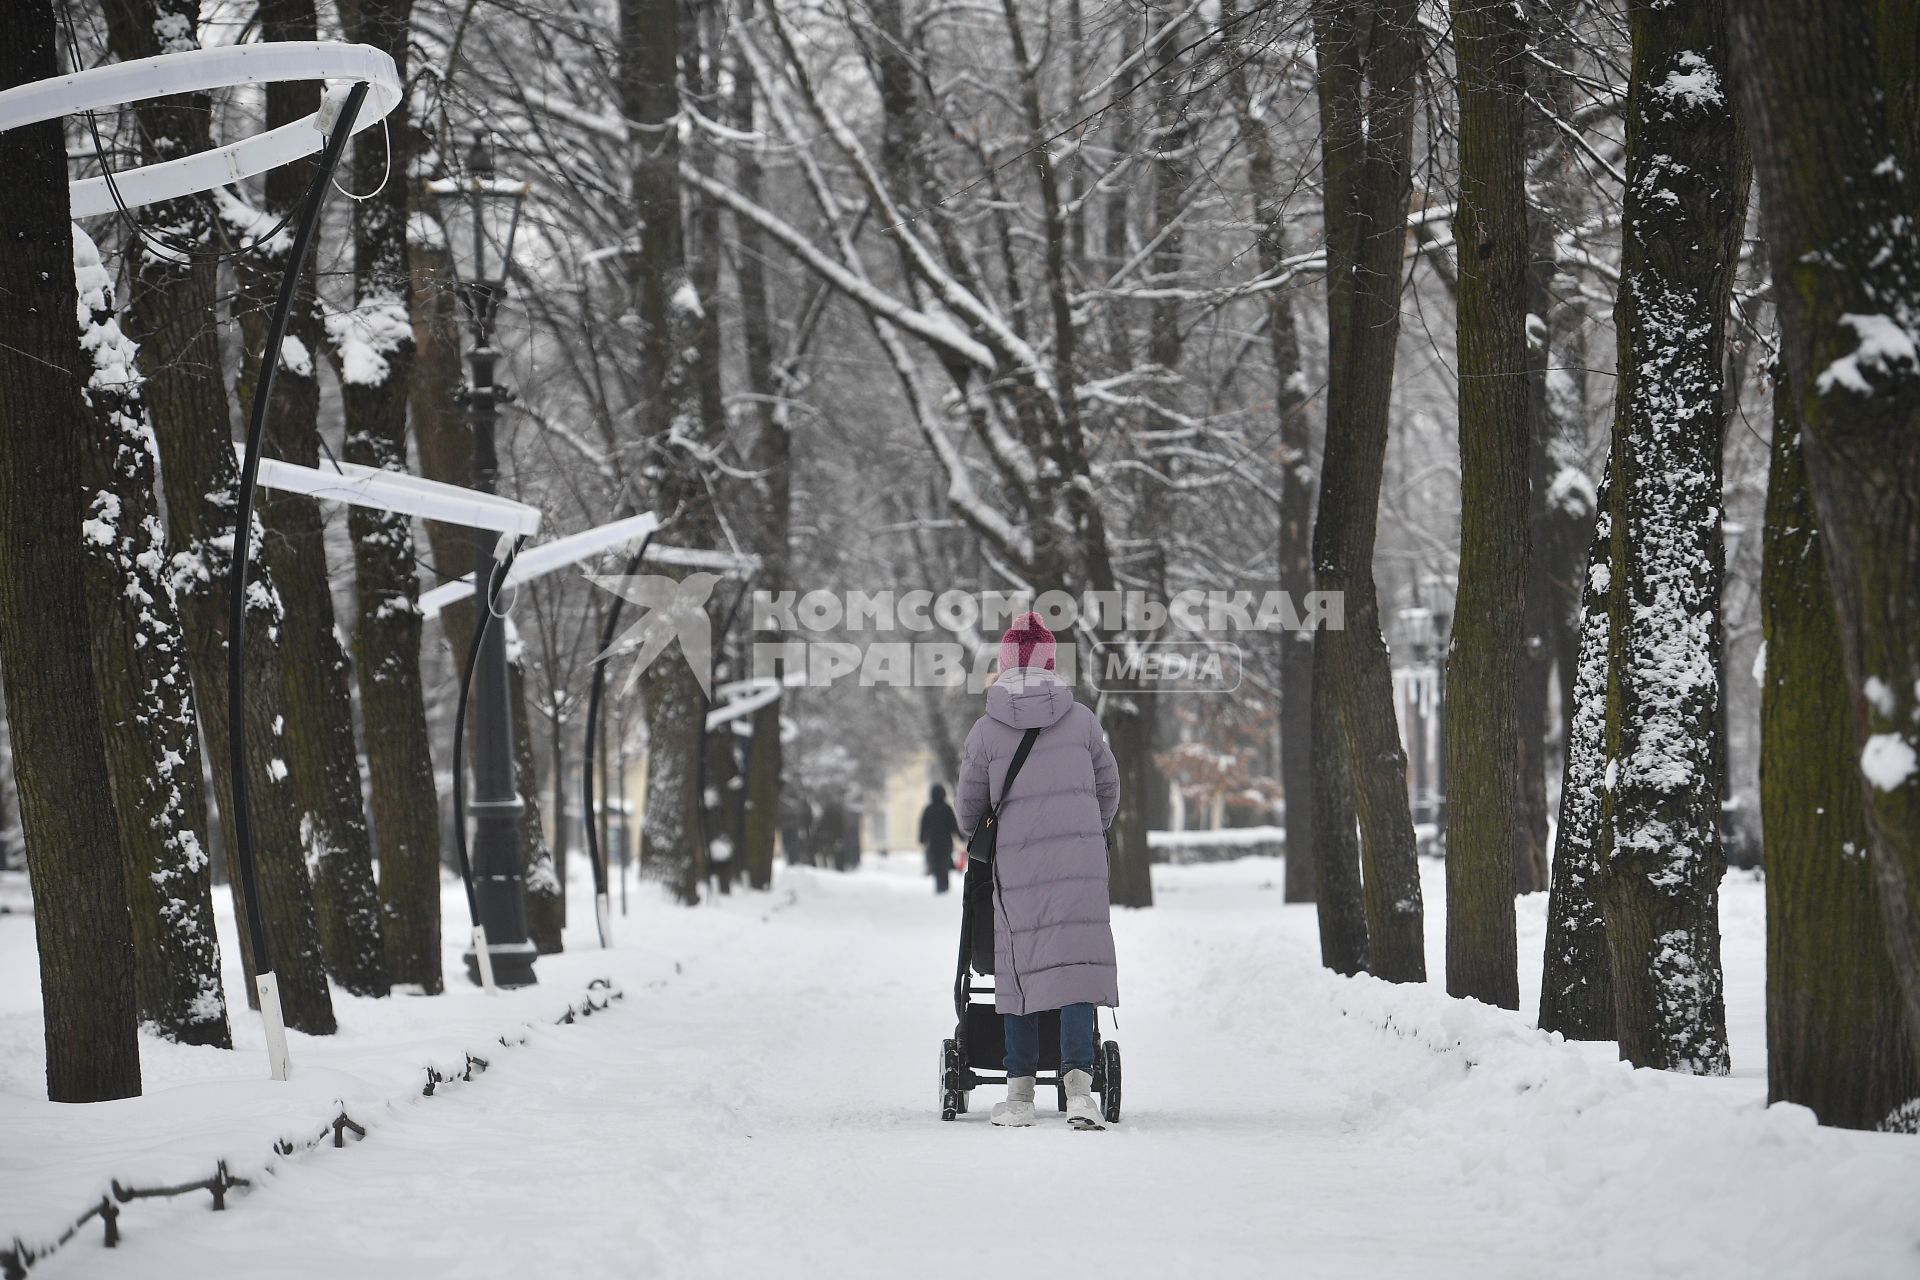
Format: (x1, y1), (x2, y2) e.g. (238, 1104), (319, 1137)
(957, 612), (1119, 1129)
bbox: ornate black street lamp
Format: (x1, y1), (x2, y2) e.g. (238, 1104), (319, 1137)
(431, 137), (537, 987)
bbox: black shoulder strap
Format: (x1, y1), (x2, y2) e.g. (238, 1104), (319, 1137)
(1000, 726), (1043, 806)
(971, 726), (1042, 846)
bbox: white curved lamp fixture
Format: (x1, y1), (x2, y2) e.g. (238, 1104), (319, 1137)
(0, 41), (402, 217)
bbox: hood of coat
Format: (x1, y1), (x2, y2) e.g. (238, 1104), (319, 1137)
(985, 668), (1074, 730)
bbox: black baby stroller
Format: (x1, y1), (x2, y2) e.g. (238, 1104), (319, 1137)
(939, 856), (1122, 1123)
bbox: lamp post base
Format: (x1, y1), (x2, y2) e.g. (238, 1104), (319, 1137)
(463, 938), (540, 988)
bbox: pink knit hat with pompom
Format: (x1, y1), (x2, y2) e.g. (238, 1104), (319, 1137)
(998, 611), (1056, 672)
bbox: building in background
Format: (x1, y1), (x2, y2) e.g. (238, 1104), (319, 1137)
(869, 748), (941, 854)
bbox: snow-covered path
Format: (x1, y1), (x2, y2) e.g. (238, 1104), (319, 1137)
(11, 856), (1920, 1279)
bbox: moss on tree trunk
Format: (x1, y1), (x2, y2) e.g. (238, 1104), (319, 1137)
(1732, 0), (1920, 1073)
(1762, 373), (1920, 1130)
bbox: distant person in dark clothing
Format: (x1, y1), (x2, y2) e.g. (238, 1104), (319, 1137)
(919, 784), (961, 894)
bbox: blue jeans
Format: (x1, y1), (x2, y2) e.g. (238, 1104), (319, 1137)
(1004, 1003), (1096, 1077)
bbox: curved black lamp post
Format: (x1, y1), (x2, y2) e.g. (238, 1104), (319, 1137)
(431, 137), (537, 988)
(229, 82), (370, 1077)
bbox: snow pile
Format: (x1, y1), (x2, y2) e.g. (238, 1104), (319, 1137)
(1320, 974), (1917, 1277)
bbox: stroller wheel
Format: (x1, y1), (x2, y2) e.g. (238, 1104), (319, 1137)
(942, 1039), (970, 1120)
(1100, 1041), (1122, 1124)
(946, 1039), (971, 1114)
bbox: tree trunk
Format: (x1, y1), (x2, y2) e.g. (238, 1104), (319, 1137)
(234, 0), (387, 998)
(1223, 0), (1317, 901)
(1105, 702), (1157, 908)
(550, 718), (570, 919)
(335, 0), (446, 990)
(1309, 0), (1426, 982)
(0, 684), (19, 872)
(703, 640), (747, 894)
(1763, 369), (1920, 1130)
(101, 0), (335, 1035)
(1442, 0), (1531, 1009)
(994, 0), (1151, 908)
(622, 0), (720, 905)
(513, 654), (563, 949)
(1732, 0), (1920, 1072)
(1539, 460), (1617, 1040)
(730, 0), (789, 892)
(1514, 467), (1554, 897)
(640, 661), (708, 905)
(686, 3), (742, 898)
(1540, 348), (1597, 768)
(1516, 0), (1593, 894)
(0, 3), (143, 1100)
(732, 151), (788, 889)
(73, 229), (231, 1047)
(1128, 4), (1190, 875)
(1596, 0), (1744, 1075)
(1312, 647), (1368, 975)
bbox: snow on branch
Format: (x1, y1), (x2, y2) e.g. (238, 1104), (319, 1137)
(758, 6), (1052, 392)
(678, 165), (997, 373)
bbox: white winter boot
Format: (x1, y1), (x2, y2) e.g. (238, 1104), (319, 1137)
(1064, 1069), (1104, 1130)
(990, 1076), (1036, 1127)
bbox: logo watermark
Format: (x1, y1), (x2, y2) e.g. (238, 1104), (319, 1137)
(586, 582), (1337, 694)
(587, 572), (720, 696)
(1089, 641), (1243, 694)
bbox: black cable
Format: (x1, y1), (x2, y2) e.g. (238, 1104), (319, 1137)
(58, 4), (320, 263)
(226, 80), (369, 978)
(582, 529), (654, 919)
(452, 537), (527, 929)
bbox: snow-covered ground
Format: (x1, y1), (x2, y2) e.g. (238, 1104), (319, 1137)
(3, 855), (1916, 1279)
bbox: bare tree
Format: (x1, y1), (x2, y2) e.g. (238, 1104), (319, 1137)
(74, 229), (231, 1046)
(1762, 367), (1920, 1129)
(0, 0), (142, 1100)
(1444, 0), (1530, 1009)
(1310, 0), (1427, 981)
(1539, 461), (1615, 1039)
(1225, 0), (1320, 905)
(100, 0), (335, 1034)
(1596, 0), (1745, 1074)
(621, 0), (719, 903)
(729, 0), (792, 892)
(234, 0), (389, 999)
(1732, 0), (1920, 1070)
(334, 0), (449, 975)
